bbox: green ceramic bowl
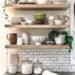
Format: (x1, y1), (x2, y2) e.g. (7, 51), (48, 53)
(34, 13), (46, 21)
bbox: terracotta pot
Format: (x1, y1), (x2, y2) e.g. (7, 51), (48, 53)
(7, 33), (17, 44)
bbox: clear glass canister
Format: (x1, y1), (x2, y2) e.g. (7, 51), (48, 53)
(21, 59), (33, 74)
(34, 60), (43, 75)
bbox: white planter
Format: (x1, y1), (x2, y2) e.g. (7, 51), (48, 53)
(55, 35), (65, 45)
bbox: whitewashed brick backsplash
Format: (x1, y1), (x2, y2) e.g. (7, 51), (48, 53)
(7, 48), (75, 72)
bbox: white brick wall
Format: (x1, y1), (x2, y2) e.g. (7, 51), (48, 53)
(7, 48), (75, 72)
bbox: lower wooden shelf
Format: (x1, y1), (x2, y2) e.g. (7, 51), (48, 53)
(5, 45), (69, 49)
(5, 25), (70, 29)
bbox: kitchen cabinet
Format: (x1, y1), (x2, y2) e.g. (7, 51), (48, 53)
(5, 3), (70, 49)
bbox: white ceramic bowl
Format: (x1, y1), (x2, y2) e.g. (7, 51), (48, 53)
(31, 36), (46, 45)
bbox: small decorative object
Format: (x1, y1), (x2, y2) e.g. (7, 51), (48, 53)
(22, 33), (29, 45)
(26, 19), (33, 25)
(17, 37), (23, 45)
(34, 13), (47, 24)
(8, 16), (24, 25)
(21, 22), (27, 25)
(21, 59), (33, 74)
(7, 33), (17, 44)
(54, 19), (62, 25)
(48, 16), (55, 25)
(34, 59), (42, 75)
(57, 15), (69, 24)
(31, 36), (46, 45)
(36, 0), (49, 4)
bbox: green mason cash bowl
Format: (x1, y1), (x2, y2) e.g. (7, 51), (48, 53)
(34, 13), (47, 21)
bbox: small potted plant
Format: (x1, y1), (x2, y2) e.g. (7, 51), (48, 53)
(60, 31), (73, 52)
(48, 30), (60, 44)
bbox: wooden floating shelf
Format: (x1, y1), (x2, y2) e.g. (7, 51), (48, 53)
(5, 45), (69, 49)
(6, 4), (69, 10)
(5, 25), (70, 29)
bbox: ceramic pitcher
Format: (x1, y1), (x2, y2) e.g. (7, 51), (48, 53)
(58, 15), (69, 24)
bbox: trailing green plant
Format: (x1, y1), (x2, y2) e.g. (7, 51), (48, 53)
(2, 0), (8, 19)
(48, 30), (73, 52)
(60, 31), (73, 52)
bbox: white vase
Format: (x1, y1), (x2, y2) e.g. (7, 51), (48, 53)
(22, 33), (29, 45)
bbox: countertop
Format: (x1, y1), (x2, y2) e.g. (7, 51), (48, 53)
(5, 72), (75, 75)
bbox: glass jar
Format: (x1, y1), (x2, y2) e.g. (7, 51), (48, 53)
(21, 59), (33, 74)
(34, 60), (43, 75)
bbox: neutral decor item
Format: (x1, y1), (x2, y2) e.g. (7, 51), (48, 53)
(22, 33), (29, 45)
(58, 15), (69, 24)
(17, 37), (23, 45)
(21, 59), (33, 74)
(48, 16), (55, 25)
(31, 36), (46, 45)
(8, 17), (24, 24)
(55, 35), (65, 45)
(8, 65), (18, 74)
(26, 19), (33, 25)
(7, 33), (17, 44)
(36, 0), (49, 4)
(54, 19), (62, 25)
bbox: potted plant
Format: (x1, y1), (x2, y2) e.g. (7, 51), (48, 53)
(60, 31), (73, 52)
(48, 30), (60, 44)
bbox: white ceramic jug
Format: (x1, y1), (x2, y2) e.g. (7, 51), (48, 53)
(36, 0), (48, 4)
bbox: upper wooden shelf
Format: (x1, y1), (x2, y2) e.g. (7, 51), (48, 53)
(5, 25), (70, 29)
(5, 45), (69, 49)
(5, 4), (70, 10)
